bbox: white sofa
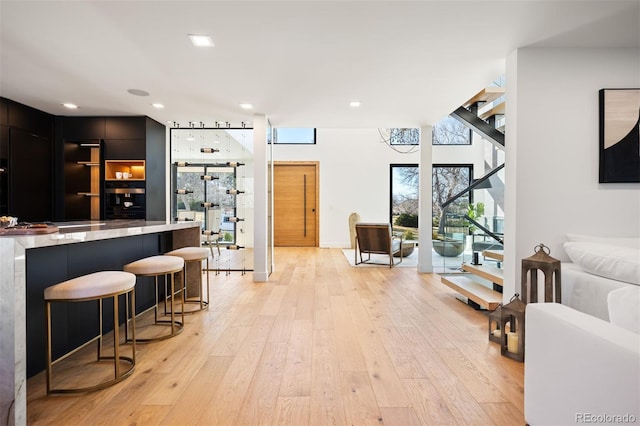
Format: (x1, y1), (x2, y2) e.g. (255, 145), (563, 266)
(524, 235), (640, 425)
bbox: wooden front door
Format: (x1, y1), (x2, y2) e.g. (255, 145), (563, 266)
(274, 162), (318, 247)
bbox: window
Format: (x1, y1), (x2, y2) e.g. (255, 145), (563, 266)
(390, 164), (419, 238)
(272, 128), (316, 144)
(432, 164), (473, 230)
(389, 128), (419, 146)
(432, 116), (471, 145)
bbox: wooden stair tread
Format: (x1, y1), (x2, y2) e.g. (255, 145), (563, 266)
(462, 263), (503, 285)
(440, 275), (502, 310)
(482, 249), (504, 261)
(463, 87), (506, 108)
(478, 102), (505, 120)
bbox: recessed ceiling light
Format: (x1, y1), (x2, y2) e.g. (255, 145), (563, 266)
(239, 103), (253, 110)
(152, 103), (165, 109)
(349, 100), (361, 108)
(127, 89), (150, 96)
(62, 103), (78, 109)
(188, 34), (214, 47)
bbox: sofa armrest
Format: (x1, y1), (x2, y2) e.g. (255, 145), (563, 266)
(525, 303), (639, 426)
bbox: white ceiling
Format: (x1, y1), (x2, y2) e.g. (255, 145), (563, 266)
(1, 1), (638, 128)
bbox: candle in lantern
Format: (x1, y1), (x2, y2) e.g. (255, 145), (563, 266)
(492, 329), (502, 338)
(507, 332), (519, 354)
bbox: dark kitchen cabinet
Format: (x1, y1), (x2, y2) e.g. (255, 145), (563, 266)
(10, 129), (52, 221)
(62, 117), (105, 140)
(60, 115), (166, 221)
(0, 98), (54, 222)
(106, 117), (146, 140)
(103, 139), (145, 160)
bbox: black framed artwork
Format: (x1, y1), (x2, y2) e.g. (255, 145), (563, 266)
(599, 88), (640, 183)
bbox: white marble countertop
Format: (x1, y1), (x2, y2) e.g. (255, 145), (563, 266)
(0, 220), (201, 249)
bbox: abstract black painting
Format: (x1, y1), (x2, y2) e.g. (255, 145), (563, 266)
(599, 88), (640, 183)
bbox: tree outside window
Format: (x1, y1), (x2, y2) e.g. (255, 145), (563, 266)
(432, 116), (471, 145)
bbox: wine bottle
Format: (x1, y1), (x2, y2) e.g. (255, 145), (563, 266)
(226, 189), (245, 195)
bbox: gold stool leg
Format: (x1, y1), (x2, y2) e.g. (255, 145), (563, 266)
(113, 294), (120, 379)
(45, 301), (52, 394)
(131, 289), (136, 363)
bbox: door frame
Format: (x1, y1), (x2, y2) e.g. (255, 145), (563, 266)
(273, 161), (320, 247)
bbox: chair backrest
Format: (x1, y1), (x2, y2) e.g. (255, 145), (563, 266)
(355, 223), (392, 253)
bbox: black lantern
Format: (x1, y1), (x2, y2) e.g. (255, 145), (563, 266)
(500, 294), (526, 362)
(521, 243), (561, 304)
(488, 304), (503, 344)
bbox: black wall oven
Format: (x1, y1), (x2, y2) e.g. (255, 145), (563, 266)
(105, 181), (145, 219)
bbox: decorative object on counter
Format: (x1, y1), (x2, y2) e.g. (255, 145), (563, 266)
(488, 303), (503, 344)
(0, 215), (18, 228)
(123, 255), (185, 342)
(44, 271), (137, 393)
(500, 293), (526, 362)
(521, 243), (561, 304)
(2, 222), (59, 235)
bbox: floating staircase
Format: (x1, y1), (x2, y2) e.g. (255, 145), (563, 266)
(438, 85), (506, 311)
(440, 249), (504, 310)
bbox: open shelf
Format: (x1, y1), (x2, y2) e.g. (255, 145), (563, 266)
(105, 160), (145, 180)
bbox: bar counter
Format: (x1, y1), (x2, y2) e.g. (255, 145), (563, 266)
(0, 220), (201, 426)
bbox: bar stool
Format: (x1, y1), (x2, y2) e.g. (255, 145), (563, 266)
(123, 255), (185, 342)
(44, 271), (136, 394)
(166, 247), (210, 313)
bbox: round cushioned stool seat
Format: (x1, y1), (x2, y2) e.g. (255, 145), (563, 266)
(166, 247), (211, 314)
(45, 271), (136, 301)
(166, 247), (210, 261)
(124, 255), (184, 275)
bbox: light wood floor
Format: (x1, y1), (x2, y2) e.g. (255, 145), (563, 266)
(26, 247), (524, 425)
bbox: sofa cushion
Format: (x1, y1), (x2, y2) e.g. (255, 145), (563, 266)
(608, 286), (640, 334)
(564, 242), (640, 285)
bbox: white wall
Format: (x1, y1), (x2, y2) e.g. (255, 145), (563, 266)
(503, 47), (640, 299)
(273, 127), (482, 248)
(274, 128), (418, 247)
